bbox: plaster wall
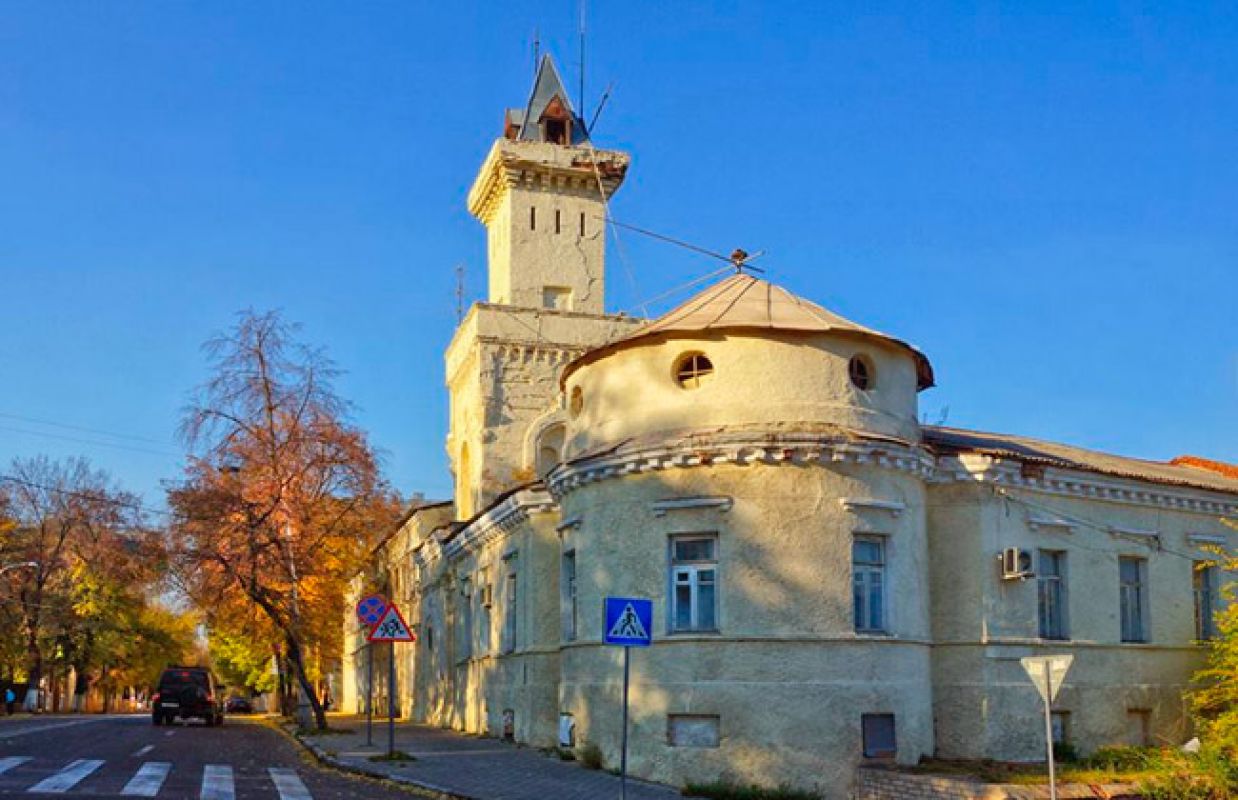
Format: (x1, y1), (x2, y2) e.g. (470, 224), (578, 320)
(563, 330), (923, 457)
(927, 478), (1233, 760)
(444, 305), (640, 514)
(556, 462), (933, 797)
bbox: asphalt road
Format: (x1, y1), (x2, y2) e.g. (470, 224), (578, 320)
(0, 715), (422, 799)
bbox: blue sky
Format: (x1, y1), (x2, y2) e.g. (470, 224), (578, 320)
(1, 1), (1235, 507)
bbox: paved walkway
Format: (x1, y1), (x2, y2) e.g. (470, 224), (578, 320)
(295, 715), (683, 800)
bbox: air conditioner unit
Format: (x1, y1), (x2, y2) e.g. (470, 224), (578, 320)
(1000, 547), (1035, 580)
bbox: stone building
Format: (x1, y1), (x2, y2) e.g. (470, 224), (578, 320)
(342, 56), (1237, 797)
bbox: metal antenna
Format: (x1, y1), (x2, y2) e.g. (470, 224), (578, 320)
(455, 264), (466, 322)
(578, 0), (587, 115)
(588, 81), (614, 134)
(532, 28), (540, 76)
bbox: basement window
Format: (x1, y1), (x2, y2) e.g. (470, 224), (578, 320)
(862, 713), (896, 759)
(674, 353), (714, 390)
(668, 715), (720, 748)
(849, 355), (875, 391)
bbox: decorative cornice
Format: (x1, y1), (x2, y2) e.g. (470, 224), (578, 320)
(937, 453), (1238, 516)
(839, 498), (905, 516)
(1108, 525), (1161, 547)
(1027, 515), (1075, 534)
(548, 435), (935, 499)
(651, 496), (734, 516)
(1186, 532), (1229, 549)
(443, 488), (557, 559)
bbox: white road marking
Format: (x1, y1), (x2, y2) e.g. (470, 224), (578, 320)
(268, 768), (312, 800)
(164, 730), (175, 737)
(27, 759), (105, 793)
(0, 757), (32, 775)
(200, 765), (234, 800)
(121, 762), (171, 797)
(132, 745), (155, 757)
(0, 717), (115, 739)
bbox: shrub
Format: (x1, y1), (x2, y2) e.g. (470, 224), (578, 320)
(1082, 745), (1168, 772)
(578, 742), (605, 770)
(1139, 744), (1238, 800)
(681, 780), (823, 800)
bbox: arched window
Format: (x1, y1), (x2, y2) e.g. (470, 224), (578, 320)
(674, 353), (715, 389)
(535, 424), (566, 476)
(849, 355), (875, 391)
(456, 443), (473, 518)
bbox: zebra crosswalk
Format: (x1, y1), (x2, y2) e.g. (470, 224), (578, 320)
(0, 757), (315, 798)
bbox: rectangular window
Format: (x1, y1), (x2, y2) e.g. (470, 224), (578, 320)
(861, 714), (896, 759)
(667, 715), (720, 748)
(459, 579), (473, 660)
(1127, 709), (1151, 747)
(555, 209), (562, 234)
(670, 535), (718, 632)
(1120, 557), (1147, 643)
(1194, 563), (1218, 641)
(1051, 711), (1070, 745)
(1038, 550), (1068, 640)
(562, 551), (577, 641)
(579, 212), (586, 237)
(503, 570), (518, 654)
(853, 536), (886, 633)
(530, 206), (536, 230)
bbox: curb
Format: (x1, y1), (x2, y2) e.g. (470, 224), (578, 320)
(272, 721), (478, 800)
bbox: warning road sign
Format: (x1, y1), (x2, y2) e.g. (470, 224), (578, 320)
(604, 597), (653, 647)
(367, 603), (416, 643)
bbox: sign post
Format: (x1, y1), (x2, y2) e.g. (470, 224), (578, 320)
(1020, 654), (1074, 800)
(355, 594), (388, 747)
(604, 596), (653, 800)
(367, 601), (416, 758)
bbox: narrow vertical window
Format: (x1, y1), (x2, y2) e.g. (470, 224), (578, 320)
(1194, 563), (1218, 641)
(579, 212), (586, 236)
(1051, 711), (1070, 748)
(562, 551), (577, 641)
(503, 568), (518, 653)
(555, 209), (562, 233)
(1119, 557), (1147, 643)
(670, 536), (718, 632)
(459, 579), (473, 660)
(530, 206), (536, 230)
(853, 536), (886, 633)
(1037, 550), (1068, 640)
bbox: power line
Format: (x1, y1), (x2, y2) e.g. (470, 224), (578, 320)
(0, 425), (179, 459)
(0, 411), (170, 446)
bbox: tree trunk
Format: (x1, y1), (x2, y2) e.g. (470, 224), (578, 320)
(22, 622), (41, 712)
(285, 635), (326, 730)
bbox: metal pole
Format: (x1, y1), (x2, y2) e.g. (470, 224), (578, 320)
(366, 641), (373, 746)
(620, 646), (629, 800)
(1043, 662), (1057, 800)
(388, 642), (396, 757)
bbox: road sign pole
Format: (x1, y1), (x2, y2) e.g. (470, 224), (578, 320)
(389, 642), (396, 757)
(620, 645), (629, 800)
(366, 641), (374, 746)
(1043, 661), (1057, 800)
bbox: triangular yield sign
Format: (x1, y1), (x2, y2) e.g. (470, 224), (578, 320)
(367, 603), (416, 642)
(607, 602), (649, 641)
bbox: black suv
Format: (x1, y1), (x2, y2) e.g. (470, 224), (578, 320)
(153, 666), (225, 726)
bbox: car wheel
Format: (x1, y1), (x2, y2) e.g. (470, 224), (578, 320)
(164, 713), (176, 726)
(152, 713), (162, 726)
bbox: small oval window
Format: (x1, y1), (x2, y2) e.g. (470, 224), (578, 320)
(674, 353), (714, 390)
(849, 355), (874, 391)
(569, 386), (584, 418)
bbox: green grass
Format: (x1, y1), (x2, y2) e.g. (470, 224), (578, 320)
(909, 751), (1167, 786)
(681, 781), (823, 800)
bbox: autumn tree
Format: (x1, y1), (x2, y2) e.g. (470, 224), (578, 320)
(0, 456), (161, 711)
(168, 310), (399, 730)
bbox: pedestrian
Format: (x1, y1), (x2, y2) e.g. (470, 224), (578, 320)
(4, 688), (14, 715)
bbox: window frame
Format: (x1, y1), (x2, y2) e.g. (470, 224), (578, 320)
(861, 713), (897, 759)
(1037, 549), (1069, 640)
(562, 550), (578, 642)
(668, 534), (719, 633)
(848, 354), (875, 391)
(673, 353), (715, 390)
(852, 535), (888, 634)
(1119, 556), (1148, 643)
(1194, 562), (1218, 641)
(502, 561), (519, 654)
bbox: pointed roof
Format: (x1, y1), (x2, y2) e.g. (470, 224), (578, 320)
(563, 273), (935, 389)
(516, 55), (590, 145)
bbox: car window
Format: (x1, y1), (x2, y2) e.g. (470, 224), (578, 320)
(158, 670), (209, 690)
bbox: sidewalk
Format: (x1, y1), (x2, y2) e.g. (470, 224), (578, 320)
(293, 714), (683, 800)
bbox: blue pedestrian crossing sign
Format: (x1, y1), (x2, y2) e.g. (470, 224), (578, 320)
(604, 596), (653, 647)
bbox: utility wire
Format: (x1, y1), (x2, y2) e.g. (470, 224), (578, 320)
(0, 411), (170, 446)
(0, 425), (179, 459)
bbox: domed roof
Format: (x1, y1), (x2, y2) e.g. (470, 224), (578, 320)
(564, 273), (935, 389)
